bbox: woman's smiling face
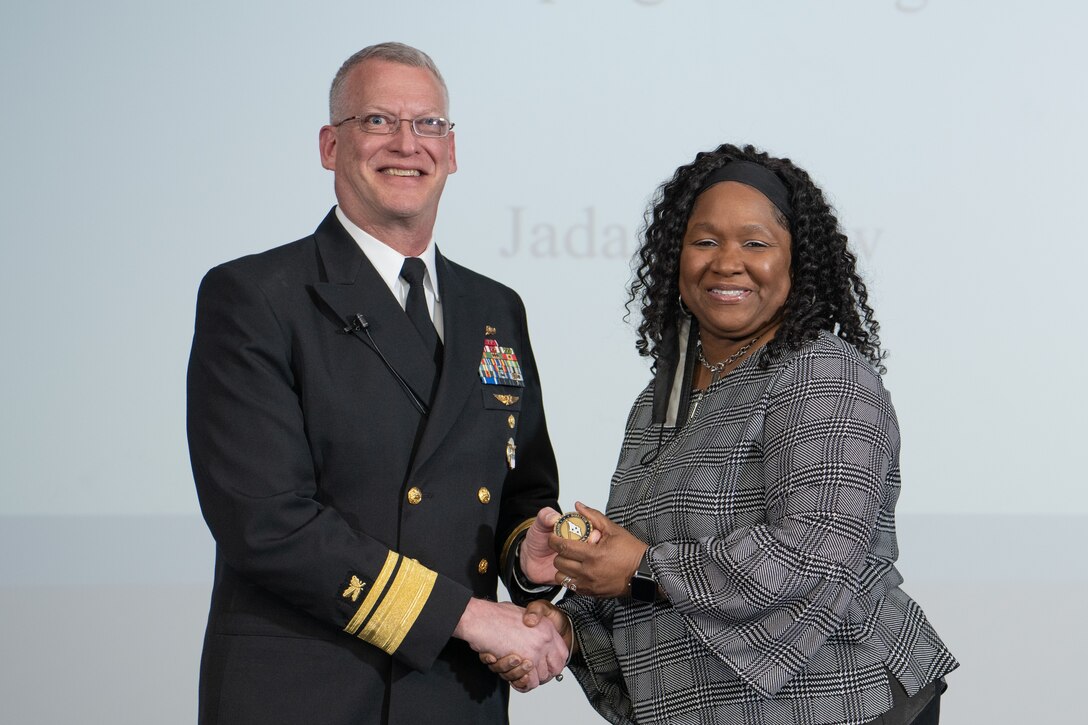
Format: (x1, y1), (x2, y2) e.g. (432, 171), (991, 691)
(679, 181), (792, 358)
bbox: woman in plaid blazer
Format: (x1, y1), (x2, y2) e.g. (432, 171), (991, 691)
(487, 144), (958, 724)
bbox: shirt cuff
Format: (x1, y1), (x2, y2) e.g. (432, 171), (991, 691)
(511, 536), (554, 594)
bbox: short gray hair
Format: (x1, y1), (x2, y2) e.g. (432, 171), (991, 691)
(329, 42), (449, 123)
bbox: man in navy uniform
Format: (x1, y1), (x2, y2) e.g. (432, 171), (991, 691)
(187, 42), (565, 724)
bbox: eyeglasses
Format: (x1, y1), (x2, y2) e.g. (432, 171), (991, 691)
(333, 113), (455, 138)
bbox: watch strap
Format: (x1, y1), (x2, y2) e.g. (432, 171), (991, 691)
(629, 549), (658, 603)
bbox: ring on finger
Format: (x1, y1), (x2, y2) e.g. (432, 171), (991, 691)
(568, 580), (578, 593)
(560, 575), (572, 588)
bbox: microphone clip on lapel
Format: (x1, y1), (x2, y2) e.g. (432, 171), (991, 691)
(340, 313), (367, 334)
(342, 313), (430, 417)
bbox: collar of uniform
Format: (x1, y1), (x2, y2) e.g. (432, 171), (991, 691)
(334, 206), (441, 304)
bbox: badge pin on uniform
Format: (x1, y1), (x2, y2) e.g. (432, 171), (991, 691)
(506, 438), (516, 469)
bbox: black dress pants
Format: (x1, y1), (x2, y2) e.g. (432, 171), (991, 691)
(864, 674), (946, 725)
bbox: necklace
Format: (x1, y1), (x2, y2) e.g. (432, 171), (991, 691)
(696, 335), (761, 376)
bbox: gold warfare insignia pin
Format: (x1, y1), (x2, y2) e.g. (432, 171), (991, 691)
(493, 394), (520, 406)
(554, 512), (592, 542)
(485, 325), (497, 336)
(342, 575), (365, 602)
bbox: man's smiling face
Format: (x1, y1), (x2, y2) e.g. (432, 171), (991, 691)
(320, 59), (457, 239)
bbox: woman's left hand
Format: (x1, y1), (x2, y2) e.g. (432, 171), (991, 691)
(552, 502), (648, 598)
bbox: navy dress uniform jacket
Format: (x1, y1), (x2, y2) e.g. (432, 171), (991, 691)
(187, 209), (560, 724)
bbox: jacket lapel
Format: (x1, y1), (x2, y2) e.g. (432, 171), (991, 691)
(411, 253), (483, 471)
(309, 210), (438, 407)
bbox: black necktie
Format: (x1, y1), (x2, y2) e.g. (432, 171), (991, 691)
(399, 258), (442, 369)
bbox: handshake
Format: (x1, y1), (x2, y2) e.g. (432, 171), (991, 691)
(456, 503), (642, 692)
(456, 597), (571, 691)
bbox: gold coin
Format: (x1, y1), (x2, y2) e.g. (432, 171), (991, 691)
(554, 512), (592, 542)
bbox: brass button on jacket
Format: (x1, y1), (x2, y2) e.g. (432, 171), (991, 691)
(477, 558), (489, 574)
(407, 487), (423, 505)
(477, 487), (491, 504)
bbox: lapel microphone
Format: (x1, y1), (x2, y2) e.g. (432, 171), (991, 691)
(341, 313), (367, 334)
(342, 313), (429, 417)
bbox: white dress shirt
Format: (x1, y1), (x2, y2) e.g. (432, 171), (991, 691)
(335, 206), (445, 342)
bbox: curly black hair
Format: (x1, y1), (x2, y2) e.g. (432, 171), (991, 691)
(628, 143), (885, 372)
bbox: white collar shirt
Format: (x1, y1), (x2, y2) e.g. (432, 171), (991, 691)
(335, 206), (444, 342)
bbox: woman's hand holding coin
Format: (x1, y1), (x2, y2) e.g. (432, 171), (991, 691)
(551, 501), (647, 598)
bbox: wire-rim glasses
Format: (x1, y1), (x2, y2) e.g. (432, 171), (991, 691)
(333, 113), (454, 138)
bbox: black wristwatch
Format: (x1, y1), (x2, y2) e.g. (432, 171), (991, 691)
(629, 550), (658, 603)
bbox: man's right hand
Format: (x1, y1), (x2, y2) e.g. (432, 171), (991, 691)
(453, 598), (568, 690)
(481, 600), (573, 692)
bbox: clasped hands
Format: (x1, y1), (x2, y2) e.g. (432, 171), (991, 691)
(480, 502), (648, 692)
(455, 597), (569, 691)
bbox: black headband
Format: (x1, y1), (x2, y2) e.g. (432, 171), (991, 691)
(696, 160), (792, 219)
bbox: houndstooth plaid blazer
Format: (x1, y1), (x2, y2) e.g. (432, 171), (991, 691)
(561, 332), (958, 725)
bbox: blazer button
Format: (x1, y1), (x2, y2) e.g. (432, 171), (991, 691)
(507, 414), (516, 429)
(477, 487), (491, 504)
(478, 558), (489, 574)
(407, 487), (423, 505)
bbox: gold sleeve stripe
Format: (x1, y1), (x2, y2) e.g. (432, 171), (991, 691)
(500, 518), (535, 574)
(358, 557), (437, 655)
(343, 551), (399, 636)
